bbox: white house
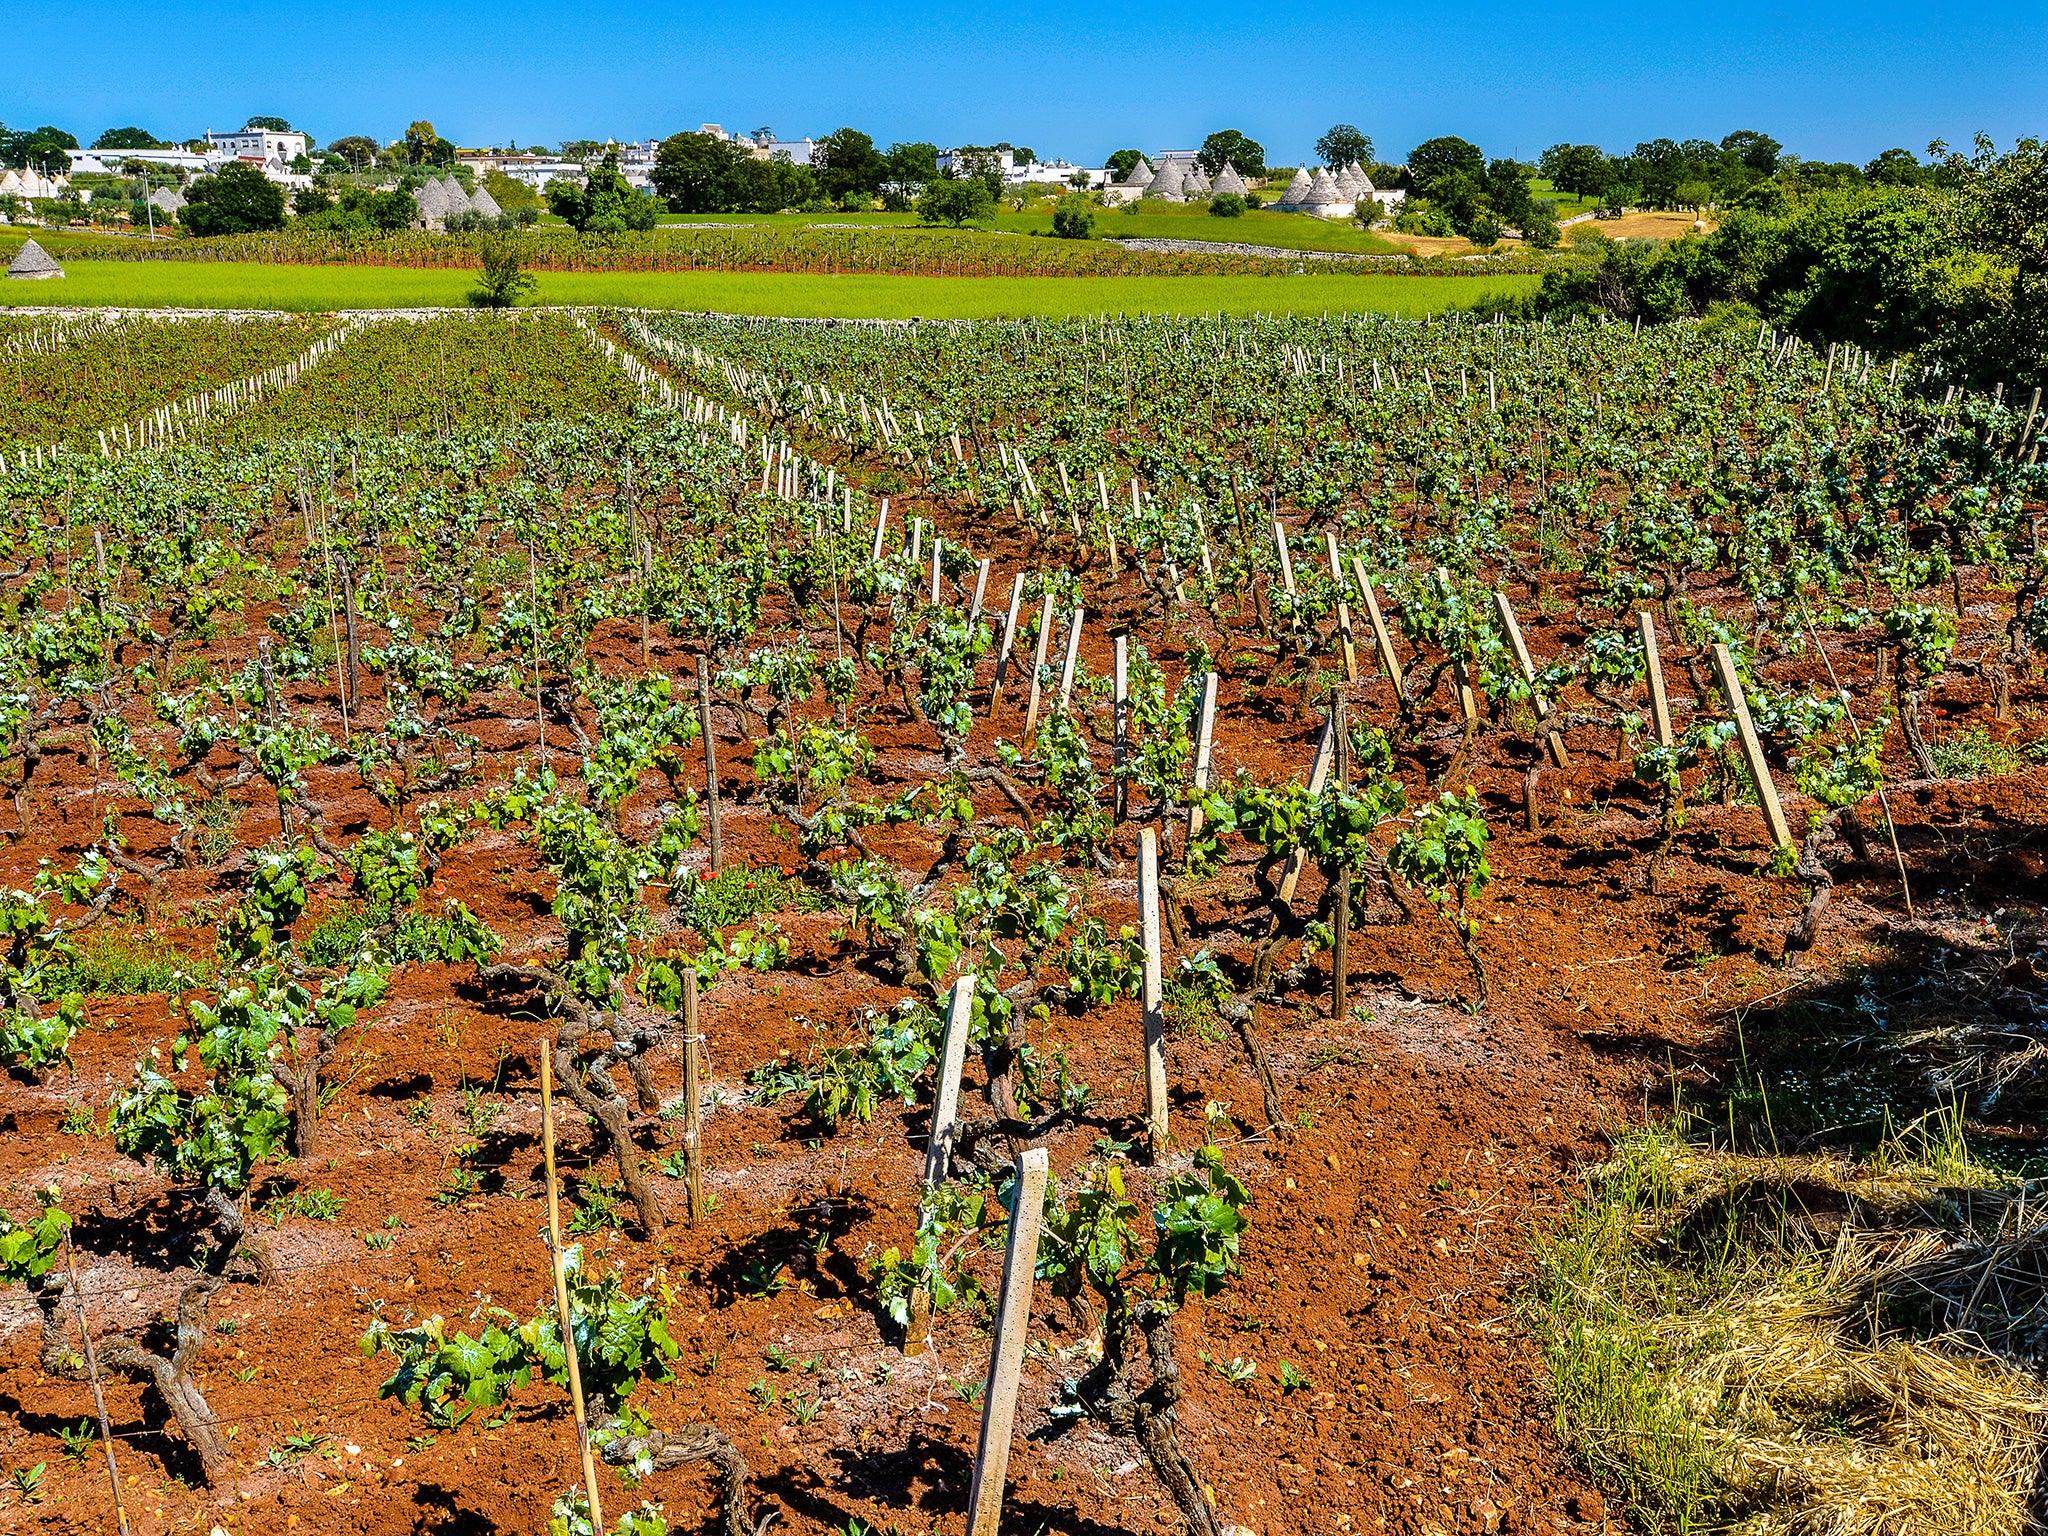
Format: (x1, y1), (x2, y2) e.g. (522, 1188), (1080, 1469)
(206, 128), (309, 164)
(68, 147), (214, 178)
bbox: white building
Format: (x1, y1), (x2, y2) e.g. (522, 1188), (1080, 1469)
(69, 147), (215, 178)
(206, 128), (310, 164)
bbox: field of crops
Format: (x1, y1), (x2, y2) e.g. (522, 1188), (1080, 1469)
(1, 307), (2044, 1536)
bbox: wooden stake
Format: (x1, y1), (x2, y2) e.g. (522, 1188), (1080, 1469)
(1331, 691), (1350, 1021)
(964, 1147), (1051, 1536)
(990, 573), (1027, 717)
(681, 967), (705, 1223)
(1139, 829), (1169, 1154)
(1112, 636), (1129, 820)
(63, 1234), (130, 1536)
(969, 559), (990, 628)
(1492, 592), (1570, 767)
(870, 498), (889, 562)
(924, 974), (976, 1187)
(1710, 643), (1794, 849)
(1185, 672), (1219, 843)
(1277, 721), (1336, 905)
(1057, 607), (1083, 710)
(1325, 530), (1357, 684)
(929, 535), (943, 604)
(540, 1045), (605, 1532)
(697, 654), (723, 870)
(1022, 593), (1055, 741)
(1638, 611), (1674, 748)
(1351, 558), (1403, 695)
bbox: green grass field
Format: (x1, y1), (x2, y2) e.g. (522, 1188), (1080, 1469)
(0, 261), (1538, 318)
(639, 203), (1403, 255)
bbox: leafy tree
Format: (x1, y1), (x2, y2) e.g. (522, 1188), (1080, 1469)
(1486, 158), (1534, 227)
(0, 125), (77, 176)
(1721, 129), (1782, 176)
(181, 160), (287, 235)
(884, 140), (940, 195)
(1408, 136), (1484, 197)
(1315, 124), (1373, 171)
(1198, 129), (1266, 180)
(1051, 196), (1094, 238)
(728, 154), (814, 212)
(93, 126), (160, 150)
(1539, 143), (1609, 200)
(291, 186), (331, 216)
(815, 127), (887, 207)
(653, 131), (743, 212)
(244, 116), (293, 133)
(917, 175), (993, 226)
(403, 119), (455, 166)
(1208, 192), (1246, 218)
(484, 169), (540, 209)
(1105, 148), (1146, 180)
(548, 151), (659, 232)
(327, 134), (378, 169)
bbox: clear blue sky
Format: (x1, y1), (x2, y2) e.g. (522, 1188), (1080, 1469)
(13, 0), (2043, 167)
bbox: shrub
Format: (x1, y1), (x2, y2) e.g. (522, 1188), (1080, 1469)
(1050, 198), (1094, 239)
(1208, 193), (1246, 219)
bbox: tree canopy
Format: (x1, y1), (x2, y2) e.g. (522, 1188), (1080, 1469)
(403, 121), (456, 166)
(181, 161), (288, 236)
(652, 133), (819, 214)
(1198, 130), (1266, 180)
(815, 128), (888, 207)
(1316, 125), (1374, 171)
(327, 136), (379, 170)
(1106, 149), (1146, 180)
(93, 127), (161, 151)
(547, 151), (659, 232)
(916, 175), (993, 227)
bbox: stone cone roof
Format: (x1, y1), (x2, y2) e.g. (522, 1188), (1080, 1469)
(1277, 166), (1312, 207)
(1302, 168), (1345, 208)
(1184, 163), (1211, 194)
(413, 180), (458, 217)
(1213, 162), (1247, 197)
(468, 183), (502, 219)
(1121, 158), (1153, 189)
(1335, 163), (1365, 199)
(7, 238), (63, 278)
(1147, 160), (1185, 198)
(1349, 161), (1376, 194)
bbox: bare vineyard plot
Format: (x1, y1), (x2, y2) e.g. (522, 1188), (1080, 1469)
(0, 308), (2042, 1536)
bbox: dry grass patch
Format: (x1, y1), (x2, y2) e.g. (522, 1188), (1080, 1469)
(1527, 1108), (2048, 1535)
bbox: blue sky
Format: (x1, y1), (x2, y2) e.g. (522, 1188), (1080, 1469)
(14, 0), (2043, 166)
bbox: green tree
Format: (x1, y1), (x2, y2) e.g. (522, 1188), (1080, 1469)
(181, 160), (287, 235)
(1720, 129), (1782, 177)
(244, 116), (294, 134)
(885, 141), (940, 196)
(1486, 158), (1534, 227)
(547, 151), (658, 232)
(1539, 143), (1608, 200)
(1051, 196), (1094, 237)
(1208, 192), (1247, 218)
(403, 120), (455, 166)
(916, 175), (993, 226)
(1105, 148), (1146, 180)
(93, 126), (159, 150)
(815, 127), (887, 207)
(1198, 129), (1266, 180)
(1315, 124), (1373, 171)
(327, 135), (378, 169)
(729, 155), (815, 212)
(652, 131), (742, 212)
(1408, 136), (1484, 195)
